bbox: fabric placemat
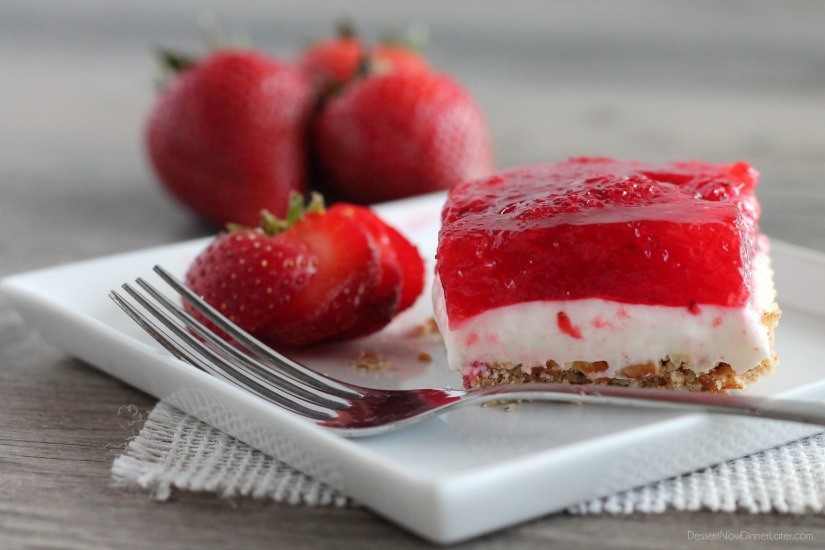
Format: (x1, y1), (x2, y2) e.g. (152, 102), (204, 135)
(112, 401), (825, 514)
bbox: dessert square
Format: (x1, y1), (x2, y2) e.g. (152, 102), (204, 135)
(433, 157), (780, 392)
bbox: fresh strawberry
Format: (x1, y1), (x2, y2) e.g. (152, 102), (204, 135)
(270, 204), (380, 344)
(299, 22), (429, 98)
(382, 221), (425, 313)
(328, 204), (401, 338)
(184, 220), (317, 340)
(146, 49), (314, 227)
(327, 204), (425, 338)
(185, 194), (423, 347)
(185, 194), (379, 346)
(333, 204), (425, 314)
(314, 69), (494, 204)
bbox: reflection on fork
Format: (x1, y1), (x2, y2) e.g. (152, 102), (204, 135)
(110, 266), (825, 438)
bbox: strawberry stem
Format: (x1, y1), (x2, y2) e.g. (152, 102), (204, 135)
(157, 48), (198, 73)
(284, 193), (307, 227)
(355, 53), (375, 79)
(336, 18), (357, 40)
(153, 14), (253, 91)
(259, 210), (287, 236)
(379, 24), (428, 53)
(306, 191), (325, 213)
(256, 192), (327, 236)
(152, 46), (198, 91)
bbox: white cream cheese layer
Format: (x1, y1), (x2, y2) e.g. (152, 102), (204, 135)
(433, 253), (775, 380)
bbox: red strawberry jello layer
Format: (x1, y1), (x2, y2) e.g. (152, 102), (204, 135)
(433, 157), (780, 392)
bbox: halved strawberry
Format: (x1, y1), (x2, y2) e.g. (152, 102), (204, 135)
(328, 204), (402, 339)
(329, 204), (425, 338)
(184, 194), (426, 348)
(185, 194), (381, 347)
(270, 205), (381, 344)
(383, 222), (425, 313)
(184, 228), (316, 339)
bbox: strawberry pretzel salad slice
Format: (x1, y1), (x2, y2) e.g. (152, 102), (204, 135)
(433, 157), (781, 392)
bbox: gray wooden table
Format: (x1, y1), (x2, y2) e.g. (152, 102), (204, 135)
(2, 1), (825, 547)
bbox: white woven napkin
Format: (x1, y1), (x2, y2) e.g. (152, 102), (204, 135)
(112, 400), (825, 514)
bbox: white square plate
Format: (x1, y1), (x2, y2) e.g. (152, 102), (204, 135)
(4, 192), (825, 544)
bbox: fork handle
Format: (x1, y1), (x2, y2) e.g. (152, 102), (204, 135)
(470, 383), (825, 427)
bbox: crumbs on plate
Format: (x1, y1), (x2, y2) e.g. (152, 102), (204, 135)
(349, 351), (394, 372)
(408, 317), (440, 339)
(482, 400), (520, 412)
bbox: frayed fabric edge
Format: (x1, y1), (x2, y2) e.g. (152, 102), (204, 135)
(110, 401), (351, 508)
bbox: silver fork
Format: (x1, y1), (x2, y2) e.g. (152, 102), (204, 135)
(110, 265), (825, 438)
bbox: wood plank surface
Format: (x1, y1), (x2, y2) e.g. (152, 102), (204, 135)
(2, 1), (825, 547)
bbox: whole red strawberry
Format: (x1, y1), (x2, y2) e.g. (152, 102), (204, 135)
(299, 22), (429, 98)
(314, 70), (494, 204)
(146, 49), (313, 227)
(185, 194), (424, 347)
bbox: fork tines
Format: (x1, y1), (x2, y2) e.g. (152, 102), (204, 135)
(109, 265), (362, 422)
